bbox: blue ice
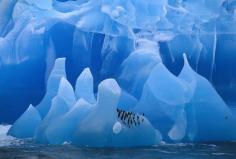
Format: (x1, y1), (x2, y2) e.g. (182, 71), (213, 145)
(1, 0), (236, 147)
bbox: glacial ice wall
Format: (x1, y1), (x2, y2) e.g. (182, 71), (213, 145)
(0, 0), (236, 146)
(7, 58), (236, 146)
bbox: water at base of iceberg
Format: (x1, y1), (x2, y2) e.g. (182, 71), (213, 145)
(1, 125), (236, 159)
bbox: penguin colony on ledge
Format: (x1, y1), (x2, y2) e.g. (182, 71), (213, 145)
(116, 108), (145, 128)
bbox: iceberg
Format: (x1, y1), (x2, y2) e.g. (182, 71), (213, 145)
(8, 67), (161, 147)
(0, 0), (17, 36)
(134, 62), (188, 141)
(117, 39), (162, 98)
(1, 0), (236, 147)
(36, 58), (66, 118)
(72, 78), (161, 147)
(135, 54), (236, 142)
(35, 95), (71, 143)
(75, 68), (96, 103)
(180, 55), (236, 142)
(46, 99), (92, 144)
(8, 105), (41, 138)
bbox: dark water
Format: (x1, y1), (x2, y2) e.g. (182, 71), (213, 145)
(1, 142), (236, 159)
(1, 126), (236, 159)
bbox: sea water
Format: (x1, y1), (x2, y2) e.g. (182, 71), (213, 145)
(0, 125), (236, 159)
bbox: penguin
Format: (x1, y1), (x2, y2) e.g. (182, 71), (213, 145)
(121, 111), (124, 120)
(118, 110), (121, 118)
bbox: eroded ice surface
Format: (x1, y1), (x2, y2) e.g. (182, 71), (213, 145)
(8, 67), (162, 147)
